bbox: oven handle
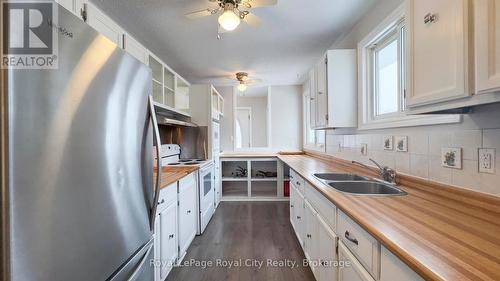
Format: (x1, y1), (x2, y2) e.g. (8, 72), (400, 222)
(149, 96), (162, 231)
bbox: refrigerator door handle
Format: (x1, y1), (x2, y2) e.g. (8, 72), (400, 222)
(126, 242), (154, 281)
(149, 96), (162, 230)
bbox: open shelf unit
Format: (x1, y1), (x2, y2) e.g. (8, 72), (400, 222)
(220, 157), (289, 201)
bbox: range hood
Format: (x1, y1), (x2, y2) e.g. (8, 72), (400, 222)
(153, 102), (198, 127)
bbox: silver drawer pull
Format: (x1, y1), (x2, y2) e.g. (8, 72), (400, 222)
(344, 231), (358, 245)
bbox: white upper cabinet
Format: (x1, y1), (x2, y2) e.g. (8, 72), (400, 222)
(406, 0), (472, 107)
(123, 33), (148, 64)
(326, 49), (357, 128)
(85, 3), (124, 47)
(315, 54), (328, 128)
(309, 50), (357, 129)
(475, 0), (500, 94)
(55, 0), (86, 20)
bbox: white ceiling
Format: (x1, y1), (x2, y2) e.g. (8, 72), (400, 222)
(92, 0), (377, 86)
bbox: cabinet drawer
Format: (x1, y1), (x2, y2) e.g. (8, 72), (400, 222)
(305, 182), (336, 232)
(179, 172), (197, 193)
(337, 210), (380, 279)
(339, 242), (376, 281)
(290, 169), (305, 194)
(157, 182), (177, 213)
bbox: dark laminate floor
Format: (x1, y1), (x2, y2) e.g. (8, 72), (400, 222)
(166, 201), (315, 281)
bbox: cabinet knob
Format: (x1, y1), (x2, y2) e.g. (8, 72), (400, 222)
(297, 216), (301, 220)
(290, 204), (294, 208)
(157, 199), (165, 205)
(424, 13), (437, 24)
(168, 234), (174, 239)
(307, 234), (312, 238)
(187, 210), (192, 214)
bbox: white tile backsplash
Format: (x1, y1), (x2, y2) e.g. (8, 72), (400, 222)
(324, 129), (500, 196)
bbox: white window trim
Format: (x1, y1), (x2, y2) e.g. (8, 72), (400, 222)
(357, 4), (461, 130)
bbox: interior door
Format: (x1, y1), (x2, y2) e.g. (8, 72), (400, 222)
(235, 108), (252, 148)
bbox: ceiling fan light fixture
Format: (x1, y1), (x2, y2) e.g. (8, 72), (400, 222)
(237, 83), (247, 92)
(218, 3), (240, 31)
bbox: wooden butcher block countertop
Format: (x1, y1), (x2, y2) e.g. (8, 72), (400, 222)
(278, 153), (500, 281)
(154, 166), (198, 189)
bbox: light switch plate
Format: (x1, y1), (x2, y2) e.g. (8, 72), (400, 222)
(479, 148), (495, 174)
(442, 147), (462, 169)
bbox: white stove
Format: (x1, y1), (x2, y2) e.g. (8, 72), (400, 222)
(160, 144), (215, 235)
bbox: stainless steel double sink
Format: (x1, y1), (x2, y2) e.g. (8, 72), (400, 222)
(313, 173), (407, 196)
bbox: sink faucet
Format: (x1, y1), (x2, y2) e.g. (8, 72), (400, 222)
(352, 159), (397, 184)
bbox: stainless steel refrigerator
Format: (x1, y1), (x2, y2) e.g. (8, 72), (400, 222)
(1, 2), (162, 280)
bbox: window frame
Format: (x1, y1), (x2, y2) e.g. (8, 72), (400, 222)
(357, 4), (460, 130)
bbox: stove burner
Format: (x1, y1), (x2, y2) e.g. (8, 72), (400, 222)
(168, 163), (181, 166)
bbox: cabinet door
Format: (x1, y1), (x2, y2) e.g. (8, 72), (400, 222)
(338, 242), (375, 281)
(406, 0), (470, 107)
(315, 55), (328, 127)
(158, 203), (178, 280)
(317, 216), (338, 281)
(56, 0), (86, 19)
(309, 69), (318, 129)
(123, 33), (148, 64)
(295, 192), (305, 248)
(304, 201), (320, 279)
(86, 3), (123, 47)
(475, 0), (500, 94)
(178, 181), (197, 257)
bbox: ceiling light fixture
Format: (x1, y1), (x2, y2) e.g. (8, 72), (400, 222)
(218, 3), (241, 31)
(237, 83), (247, 92)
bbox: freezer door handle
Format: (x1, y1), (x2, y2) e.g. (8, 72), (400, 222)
(126, 242), (154, 281)
(149, 96), (162, 231)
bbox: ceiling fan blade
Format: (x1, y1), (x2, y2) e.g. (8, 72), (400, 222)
(241, 0), (277, 8)
(246, 79), (263, 85)
(242, 13), (262, 27)
(185, 8), (217, 19)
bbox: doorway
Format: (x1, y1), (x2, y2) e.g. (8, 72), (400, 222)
(235, 107), (252, 149)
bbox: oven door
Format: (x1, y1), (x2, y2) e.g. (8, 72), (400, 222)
(198, 163), (215, 234)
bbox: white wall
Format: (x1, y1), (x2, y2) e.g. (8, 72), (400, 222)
(316, 0), (500, 197)
(269, 85), (303, 151)
(237, 96), (268, 147)
(217, 86), (234, 152)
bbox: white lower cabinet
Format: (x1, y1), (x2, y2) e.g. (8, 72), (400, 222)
(155, 202), (177, 281)
(317, 216), (338, 281)
(380, 246), (424, 281)
(338, 242), (375, 281)
(304, 201), (320, 279)
(289, 168), (423, 281)
(177, 174), (197, 260)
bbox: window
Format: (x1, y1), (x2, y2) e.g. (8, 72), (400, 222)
(370, 19), (406, 118)
(357, 3), (460, 129)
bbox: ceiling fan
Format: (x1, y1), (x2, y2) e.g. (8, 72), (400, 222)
(185, 0), (277, 33)
(233, 72), (262, 92)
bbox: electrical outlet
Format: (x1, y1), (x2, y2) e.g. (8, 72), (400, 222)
(360, 143), (368, 156)
(479, 148), (496, 174)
